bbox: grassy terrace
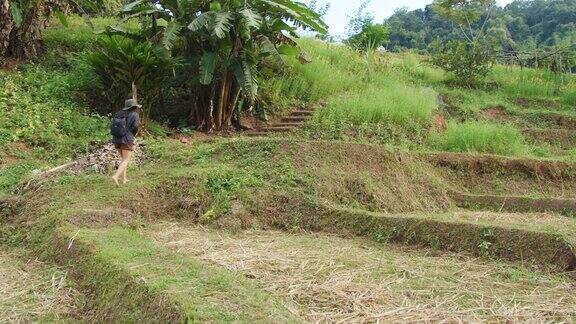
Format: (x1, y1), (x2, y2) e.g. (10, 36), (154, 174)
(3, 138), (576, 320)
(2, 17), (576, 322)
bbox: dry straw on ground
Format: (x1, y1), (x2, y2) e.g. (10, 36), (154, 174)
(150, 223), (576, 323)
(0, 249), (79, 323)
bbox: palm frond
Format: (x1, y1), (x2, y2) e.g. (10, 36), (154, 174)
(212, 12), (234, 38)
(199, 51), (217, 85)
(163, 21), (183, 50)
(240, 8), (262, 29)
(188, 12), (214, 32)
(260, 0), (328, 34)
(257, 35), (283, 64)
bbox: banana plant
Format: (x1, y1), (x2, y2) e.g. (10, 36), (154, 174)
(0, 0), (102, 60)
(112, 0), (328, 131)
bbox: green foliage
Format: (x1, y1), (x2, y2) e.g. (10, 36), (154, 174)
(1, 0), (105, 59)
(562, 91), (576, 106)
(260, 39), (365, 110)
(113, 0), (328, 131)
(86, 36), (171, 120)
(315, 82), (436, 126)
(385, 0), (576, 73)
(431, 39), (496, 86)
(432, 0), (496, 27)
(491, 65), (572, 99)
(347, 23), (390, 51)
(429, 121), (527, 155)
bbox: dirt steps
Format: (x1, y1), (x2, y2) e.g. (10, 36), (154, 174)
(452, 192), (576, 216)
(522, 128), (576, 148)
(292, 200), (576, 271)
(422, 151), (576, 179)
(245, 108), (316, 137)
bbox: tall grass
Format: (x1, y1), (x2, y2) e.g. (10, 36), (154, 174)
(311, 74), (437, 133)
(261, 39), (367, 107)
(491, 65), (574, 99)
(429, 121), (527, 156)
(562, 91), (576, 106)
(393, 53), (447, 85)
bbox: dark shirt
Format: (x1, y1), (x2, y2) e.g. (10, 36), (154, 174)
(112, 110), (140, 145)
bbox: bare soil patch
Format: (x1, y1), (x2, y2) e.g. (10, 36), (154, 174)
(480, 106), (510, 121)
(149, 224), (576, 323)
(522, 128), (576, 148)
(423, 151), (576, 180)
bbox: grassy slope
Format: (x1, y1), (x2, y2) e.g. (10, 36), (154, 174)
(278, 40), (576, 158)
(0, 17), (114, 192)
(3, 138), (576, 320)
(2, 16), (576, 322)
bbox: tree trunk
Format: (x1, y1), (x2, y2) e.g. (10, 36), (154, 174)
(189, 76), (244, 132)
(0, 0), (14, 59)
(1, 0), (67, 60)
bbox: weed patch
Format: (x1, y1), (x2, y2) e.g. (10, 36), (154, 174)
(429, 121), (527, 156)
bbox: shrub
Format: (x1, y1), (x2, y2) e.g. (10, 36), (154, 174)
(86, 36), (172, 122)
(429, 121), (527, 156)
(430, 39), (495, 87)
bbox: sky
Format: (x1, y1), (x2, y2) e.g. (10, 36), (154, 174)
(315, 0), (515, 37)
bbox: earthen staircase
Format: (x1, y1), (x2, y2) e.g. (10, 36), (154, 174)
(246, 108), (316, 137)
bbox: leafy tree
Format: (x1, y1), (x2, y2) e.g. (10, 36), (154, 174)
(107, 0), (327, 132)
(429, 0), (498, 85)
(384, 0), (576, 71)
(347, 23), (389, 51)
(430, 38), (496, 86)
(0, 0), (101, 60)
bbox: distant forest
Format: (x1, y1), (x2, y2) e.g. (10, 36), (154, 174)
(384, 0), (576, 53)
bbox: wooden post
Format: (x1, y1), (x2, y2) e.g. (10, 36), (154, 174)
(132, 82), (138, 101)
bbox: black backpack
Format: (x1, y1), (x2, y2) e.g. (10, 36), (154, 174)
(110, 112), (128, 137)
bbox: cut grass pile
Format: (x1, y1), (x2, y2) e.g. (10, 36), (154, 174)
(428, 121), (527, 156)
(149, 223), (576, 323)
(0, 248), (80, 322)
(74, 227), (296, 322)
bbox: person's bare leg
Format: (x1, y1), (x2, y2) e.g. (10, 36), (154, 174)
(121, 150), (133, 184)
(112, 149), (123, 186)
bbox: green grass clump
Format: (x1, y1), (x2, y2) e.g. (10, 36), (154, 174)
(429, 121), (527, 156)
(392, 53), (447, 85)
(261, 39), (366, 109)
(315, 81), (437, 126)
(491, 66), (572, 99)
(562, 91), (576, 106)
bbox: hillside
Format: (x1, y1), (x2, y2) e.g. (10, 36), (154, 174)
(385, 0), (576, 54)
(1, 14), (576, 322)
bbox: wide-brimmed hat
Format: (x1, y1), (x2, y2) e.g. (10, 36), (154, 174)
(122, 98), (142, 110)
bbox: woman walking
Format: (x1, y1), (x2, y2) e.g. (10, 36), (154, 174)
(110, 98), (141, 186)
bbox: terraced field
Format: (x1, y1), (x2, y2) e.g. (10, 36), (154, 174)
(3, 138), (575, 321)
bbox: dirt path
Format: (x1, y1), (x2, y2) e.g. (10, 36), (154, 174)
(148, 223), (576, 323)
(0, 248), (80, 323)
